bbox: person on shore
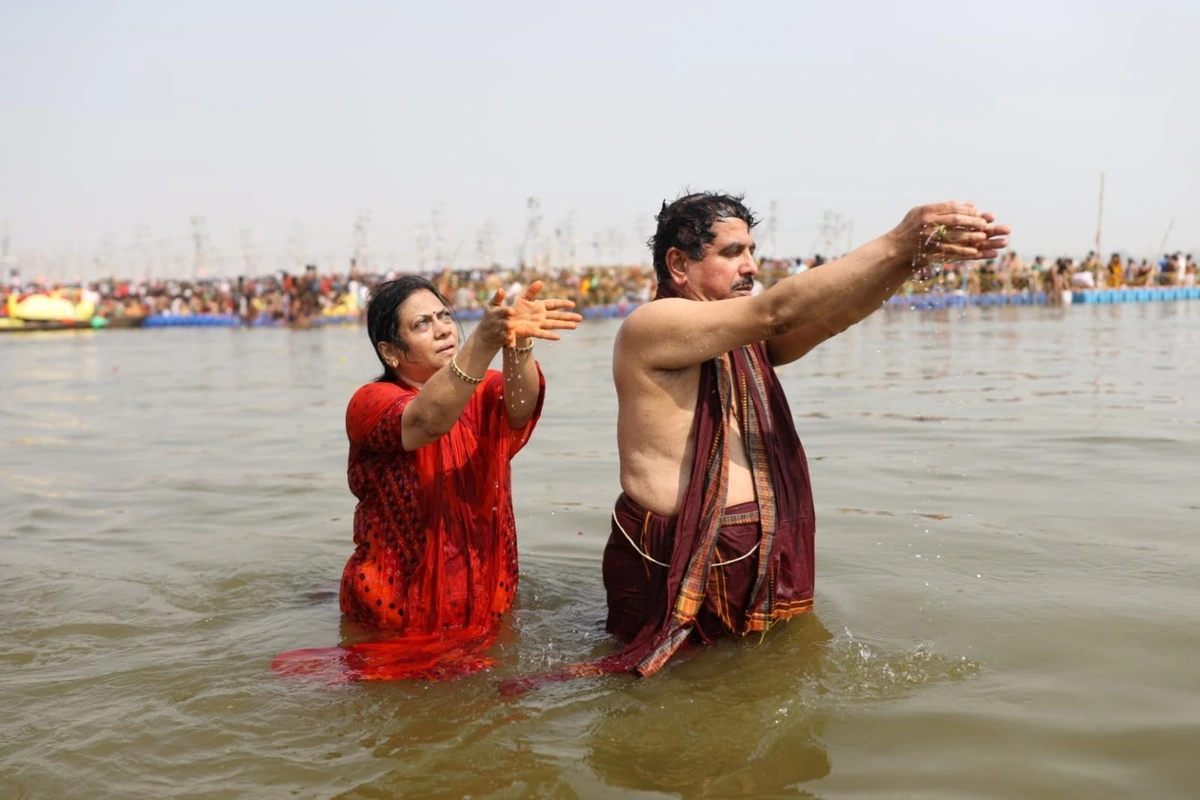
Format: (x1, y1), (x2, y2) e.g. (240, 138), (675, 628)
(1107, 253), (1124, 288)
(274, 275), (581, 682)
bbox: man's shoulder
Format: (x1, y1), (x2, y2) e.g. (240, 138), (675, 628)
(616, 297), (694, 343)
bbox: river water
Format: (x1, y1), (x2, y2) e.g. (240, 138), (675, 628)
(3, 302), (1199, 799)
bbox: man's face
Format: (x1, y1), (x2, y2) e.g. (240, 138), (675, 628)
(380, 289), (459, 385)
(676, 218), (759, 301)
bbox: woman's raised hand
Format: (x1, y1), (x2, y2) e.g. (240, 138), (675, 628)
(487, 281), (582, 348)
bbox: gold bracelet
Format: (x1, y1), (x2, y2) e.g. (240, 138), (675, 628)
(506, 341), (534, 355)
(449, 354), (484, 385)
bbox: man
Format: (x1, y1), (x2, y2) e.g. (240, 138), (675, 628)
(602, 192), (1009, 677)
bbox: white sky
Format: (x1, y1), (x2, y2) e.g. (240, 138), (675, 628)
(2, 0), (1198, 277)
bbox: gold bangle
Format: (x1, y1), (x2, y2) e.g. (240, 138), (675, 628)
(506, 342), (534, 355)
(449, 354), (484, 385)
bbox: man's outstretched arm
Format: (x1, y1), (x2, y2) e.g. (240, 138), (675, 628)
(766, 207), (1009, 366)
(618, 202), (1009, 372)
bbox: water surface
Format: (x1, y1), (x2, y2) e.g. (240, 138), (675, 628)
(3, 302), (1198, 798)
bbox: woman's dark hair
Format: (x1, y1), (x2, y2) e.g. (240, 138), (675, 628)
(649, 192), (759, 284)
(366, 276), (459, 382)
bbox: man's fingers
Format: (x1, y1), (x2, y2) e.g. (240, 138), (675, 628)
(924, 200), (976, 216)
(937, 213), (989, 230)
(942, 229), (989, 244)
(490, 288), (507, 306)
(546, 310), (583, 322)
(937, 244), (982, 259)
(543, 298), (576, 311)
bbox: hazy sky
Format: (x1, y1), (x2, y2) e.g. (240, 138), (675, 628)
(2, 0), (1198, 276)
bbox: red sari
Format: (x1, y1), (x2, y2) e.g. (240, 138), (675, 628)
(273, 368), (544, 683)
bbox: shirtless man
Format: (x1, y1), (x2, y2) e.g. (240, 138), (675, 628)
(602, 192), (1009, 676)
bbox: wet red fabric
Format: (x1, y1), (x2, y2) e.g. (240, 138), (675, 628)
(273, 368), (544, 684)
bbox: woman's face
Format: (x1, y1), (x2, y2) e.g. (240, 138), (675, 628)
(380, 289), (458, 386)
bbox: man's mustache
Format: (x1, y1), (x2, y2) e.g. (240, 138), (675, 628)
(732, 278), (754, 291)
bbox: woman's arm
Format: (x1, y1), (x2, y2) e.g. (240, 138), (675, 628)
(501, 337), (540, 428)
(401, 281), (580, 449)
(399, 317), (505, 450)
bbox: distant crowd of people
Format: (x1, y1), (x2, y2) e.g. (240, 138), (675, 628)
(907, 250), (1197, 300)
(4, 250), (1194, 325)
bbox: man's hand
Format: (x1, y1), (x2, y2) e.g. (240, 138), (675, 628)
(887, 201), (1012, 269)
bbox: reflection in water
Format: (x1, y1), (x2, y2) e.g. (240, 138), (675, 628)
(586, 616), (835, 798)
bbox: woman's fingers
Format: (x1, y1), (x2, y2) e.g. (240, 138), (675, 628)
(522, 280), (544, 301)
(510, 323), (562, 342)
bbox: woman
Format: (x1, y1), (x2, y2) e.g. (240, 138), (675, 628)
(274, 276), (580, 683)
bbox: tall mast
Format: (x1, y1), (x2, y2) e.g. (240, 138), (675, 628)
(191, 216), (210, 280)
(240, 229), (258, 277)
(353, 211), (372, 273)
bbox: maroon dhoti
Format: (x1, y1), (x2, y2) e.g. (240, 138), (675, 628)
(604, 494), (768, 643)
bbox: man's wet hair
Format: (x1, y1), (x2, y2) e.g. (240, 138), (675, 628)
(366, 275), (459, 382)
(649, 192), (759, 284)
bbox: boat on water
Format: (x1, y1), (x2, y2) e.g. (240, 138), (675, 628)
(0, 292), (148, 333)
(0, 317), (96, 333)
